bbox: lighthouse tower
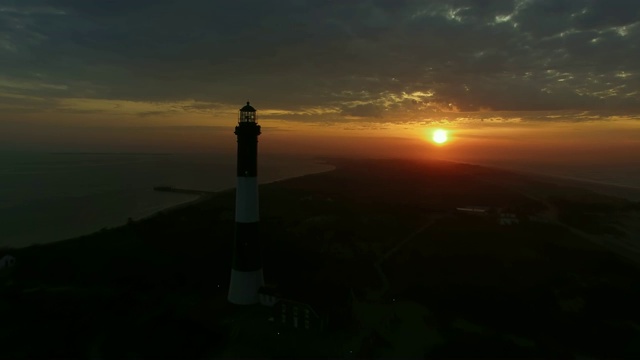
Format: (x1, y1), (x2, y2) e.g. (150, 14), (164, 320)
(228, 101), (264, 305)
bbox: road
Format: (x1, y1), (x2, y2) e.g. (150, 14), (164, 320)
(376, 215), (443, 267)
(371, 213), (445, 299)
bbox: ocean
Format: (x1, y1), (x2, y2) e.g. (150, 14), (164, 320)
(0, 152), (333, 248)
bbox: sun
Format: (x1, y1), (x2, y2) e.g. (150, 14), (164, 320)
(432, 129), (448, 144)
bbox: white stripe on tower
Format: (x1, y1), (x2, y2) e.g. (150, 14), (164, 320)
(228, 268), (264, 305)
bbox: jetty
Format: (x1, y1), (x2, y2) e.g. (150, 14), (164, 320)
(153, 186), (214, 196)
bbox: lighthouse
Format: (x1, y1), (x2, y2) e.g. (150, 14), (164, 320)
(228, 101), (264, 305)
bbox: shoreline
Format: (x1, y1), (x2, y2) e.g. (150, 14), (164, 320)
(136, 163), (336, 222)
(519, 171), (640, 201)
(4, 158), (336, 250)
(466, 162), (640, 201)
(11, 165), (338, 250)
(134, 193), (212, 222)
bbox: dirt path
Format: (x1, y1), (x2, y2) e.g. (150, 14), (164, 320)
(369, 214), (444, 299)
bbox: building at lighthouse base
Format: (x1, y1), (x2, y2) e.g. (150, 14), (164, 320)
(257, 283), (354, 332)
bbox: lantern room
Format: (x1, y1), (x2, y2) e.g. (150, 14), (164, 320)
(239, 101), (257, 123)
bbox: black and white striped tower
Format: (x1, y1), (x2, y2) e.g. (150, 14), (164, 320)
(228, 101), (264, 305)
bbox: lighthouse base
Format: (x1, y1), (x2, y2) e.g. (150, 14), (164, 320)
(227, 268), (264, 305)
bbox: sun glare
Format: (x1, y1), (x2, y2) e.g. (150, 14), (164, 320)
(432, 129), (448, 144)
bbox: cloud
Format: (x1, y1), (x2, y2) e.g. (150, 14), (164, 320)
(0, 0), (638, 122)
(341, 103), (385, 118)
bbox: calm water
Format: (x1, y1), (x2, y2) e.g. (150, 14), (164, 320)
(0, 152), (333, 248)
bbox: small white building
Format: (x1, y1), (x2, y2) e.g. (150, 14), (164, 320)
(258, 285), (281, 307)
(0, 255), (16, 269)
(499, 213), (519, 226)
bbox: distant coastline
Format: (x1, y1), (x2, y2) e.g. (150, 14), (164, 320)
(493, 166), (640, 201)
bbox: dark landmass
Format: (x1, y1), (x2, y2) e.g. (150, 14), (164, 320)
(1, 158), (640, 359)
(48, 152), (173, 156)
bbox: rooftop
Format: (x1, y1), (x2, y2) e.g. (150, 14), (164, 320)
(240, 101), (256, 112)
(263, 281), (352, 313)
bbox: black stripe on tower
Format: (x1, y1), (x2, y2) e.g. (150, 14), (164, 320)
(235, 123), (261, 177)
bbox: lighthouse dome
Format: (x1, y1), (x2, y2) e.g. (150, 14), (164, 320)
(240, 101), (256, 112)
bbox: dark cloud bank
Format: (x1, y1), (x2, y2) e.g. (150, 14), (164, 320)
(1, 0), (639, 119)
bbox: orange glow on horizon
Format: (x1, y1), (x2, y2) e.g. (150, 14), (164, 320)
(1, 101), (639, 166)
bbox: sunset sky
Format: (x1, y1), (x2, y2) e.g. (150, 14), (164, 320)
(1, 0), (639, 165)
